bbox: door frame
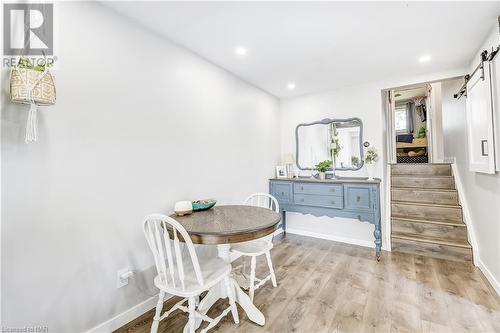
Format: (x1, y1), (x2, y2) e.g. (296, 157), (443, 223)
(385, 90), (397, 164)
(385, 83), (440, 164)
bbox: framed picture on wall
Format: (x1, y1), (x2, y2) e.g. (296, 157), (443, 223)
(276, 166), (287, 178)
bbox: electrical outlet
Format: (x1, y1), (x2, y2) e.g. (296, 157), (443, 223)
(117, 268), (132, 288)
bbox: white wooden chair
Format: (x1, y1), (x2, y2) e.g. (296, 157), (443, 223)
(143, 214), (239, 333)
(230, 193), (279, 301)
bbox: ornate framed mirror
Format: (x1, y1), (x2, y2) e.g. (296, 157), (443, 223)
(295, 117), (364, 171)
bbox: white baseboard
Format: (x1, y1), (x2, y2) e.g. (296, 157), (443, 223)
(449, 158), (499, 296)
(286, 227), (379, 249)
(86, 294), (166, 333)
(450, 159), (479, 266)
(478, 260), (500, 296)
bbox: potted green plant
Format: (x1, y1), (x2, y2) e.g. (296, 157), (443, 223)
(315, 160), (332, 180)
(330, 134), (342, 178)
(418, 126), (426, 138)
(364, 148), (379, 180)
(330, 137), (341, 160)
(351, 156), (360, 167)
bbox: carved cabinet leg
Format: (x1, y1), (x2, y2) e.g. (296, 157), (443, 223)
(281, 210), (287, 234)
(374, 223), (382, 261)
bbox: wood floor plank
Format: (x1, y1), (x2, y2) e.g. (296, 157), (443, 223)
(360, 255), (393, 333)
(421, 320), (453, 333)
(413, 256), (449, 326)
(431, 258), (484, 332)
(266, 242), (336, 332)
(226, 235), (327, 332)
(297, 255), (350, 332)
(115, 234), (500, 333)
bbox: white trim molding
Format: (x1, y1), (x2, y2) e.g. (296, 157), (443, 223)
(449, 159), (479, 266)
(286, 227), (390, 251)
(86, 294), (167, 333)
(385, 164), (392, 251)
(447, 157), (499, 296)
(478, 259), (500, 296)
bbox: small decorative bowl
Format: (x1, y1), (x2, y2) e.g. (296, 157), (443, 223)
(192, 199), (217, 211)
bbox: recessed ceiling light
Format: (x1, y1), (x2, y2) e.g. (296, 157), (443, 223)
(419, 55), (431, 63)
(287, 83), (296, 90)
(235, 47), (247, 56)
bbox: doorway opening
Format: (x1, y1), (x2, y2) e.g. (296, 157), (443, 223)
(393, 84), (431, 164)
(386, 81), (444, 164)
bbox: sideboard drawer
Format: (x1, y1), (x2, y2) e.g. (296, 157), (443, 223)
(271, 182), (292, 204)
(294, 194), (343, 209)
(294, 183), (343, 196)
(344, 185), (372, 211)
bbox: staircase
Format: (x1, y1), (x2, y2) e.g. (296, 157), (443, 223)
(391, 163), (472, 262)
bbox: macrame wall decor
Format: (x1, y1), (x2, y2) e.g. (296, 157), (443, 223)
(9, 57), (56, 143)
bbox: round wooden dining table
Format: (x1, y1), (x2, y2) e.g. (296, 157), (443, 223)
(170, 205), (281, 330)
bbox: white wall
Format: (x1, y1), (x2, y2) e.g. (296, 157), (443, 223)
(279, 83), (386, 248)
(1, 2), (280, 331)
(429, 82), (444, 162)
(441, 26), (500, 294)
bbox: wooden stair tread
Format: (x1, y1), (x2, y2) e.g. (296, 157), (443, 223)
(392, 186), (457, 191)
(391, 187), (457, 192)
(392, 200), (461, 209)
(392, 216), (466, 227)
(391, 175), (454, 178)
(392, 232), (471, 248)
(390, 162), (452, 165)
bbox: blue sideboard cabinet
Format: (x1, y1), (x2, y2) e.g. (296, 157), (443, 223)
(269, 177), (382, 260)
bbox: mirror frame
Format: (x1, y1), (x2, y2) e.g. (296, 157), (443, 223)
(295, 117), (365, 171)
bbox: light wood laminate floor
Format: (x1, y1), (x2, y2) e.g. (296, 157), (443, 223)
(116, 234), (500, 333)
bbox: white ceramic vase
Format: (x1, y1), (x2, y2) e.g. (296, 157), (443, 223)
(366, 163), (374, 180)
(318, 172), (326, 180)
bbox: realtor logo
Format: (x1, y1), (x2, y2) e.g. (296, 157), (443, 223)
(3, 3), (53, 56)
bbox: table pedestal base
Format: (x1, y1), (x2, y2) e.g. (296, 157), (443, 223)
(184, 244), (265, 332)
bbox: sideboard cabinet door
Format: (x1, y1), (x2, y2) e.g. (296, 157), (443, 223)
(271, 182), (293, 204)
(344, 185), (372, 211)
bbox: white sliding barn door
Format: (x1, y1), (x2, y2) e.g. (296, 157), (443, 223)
(466, 61), (496, 174)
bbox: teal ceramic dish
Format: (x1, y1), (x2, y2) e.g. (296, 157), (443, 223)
(192, 199), (217, 211)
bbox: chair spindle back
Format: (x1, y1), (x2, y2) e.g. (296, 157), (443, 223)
(143, 214), (204, 290)
(244, 193), (279, 213)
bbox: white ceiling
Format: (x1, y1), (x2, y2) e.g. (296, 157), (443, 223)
(105, 1), (499, 98)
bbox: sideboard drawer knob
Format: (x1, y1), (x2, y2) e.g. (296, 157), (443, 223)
(356, 196), (361, 202)
(300, 198), (305, 202)
(331, 201), (336, 204)
(301, 186), (304, 190)
(331, 188), (335, 192)
(281, 192), (285, 196)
